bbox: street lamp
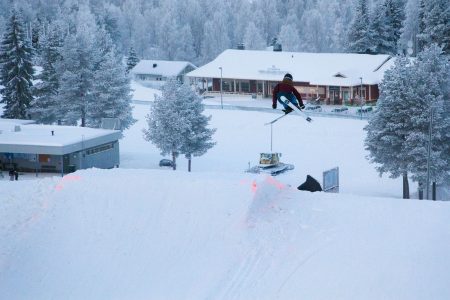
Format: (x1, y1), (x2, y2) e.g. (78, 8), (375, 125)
(426, 107), (434, 200)
(359, 77), (363, 120)
(219, 67), (223, 109)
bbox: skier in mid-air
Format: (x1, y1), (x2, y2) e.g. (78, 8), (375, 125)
(272, 73), (305, 114)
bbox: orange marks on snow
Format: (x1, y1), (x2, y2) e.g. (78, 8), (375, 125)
(241, 176), (286, 194)
(266, 176), (286, 190)
(54, 174), (82, 191)
(251, 180), (258, 193)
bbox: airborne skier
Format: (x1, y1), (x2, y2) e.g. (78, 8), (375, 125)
(272, 73), (305, 114)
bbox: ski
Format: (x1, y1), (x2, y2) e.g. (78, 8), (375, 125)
(264, 112), (289, 125)
(280, 96), (313, 123)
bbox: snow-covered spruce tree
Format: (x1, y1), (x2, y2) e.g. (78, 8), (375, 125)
(143, 79), (216, 171)
(364, 56), (415, 198)
(0, 9), (34, 119)
(177, 83), (216, 172)
(371, 2), (388, 54)
(398, 0), (420, 56)
(166, 22), (196, 62)
(31, 16), (44, 61)
(85, 26), (135, 131)
(278, 12), (302, 52)
(416, 0), (427, 52)
(278, 22), (301, 52)
(201, 11), (231, 64)
(126, 46), (139, 74)
(143, 79), (187, 170)
(417, 0), (450, 54)
(347, 0), (375, 54)
(88, 47), (136, 131)
(29, 23), (63, 124)
(55, 4), (98, 126)
(243, 21), (266, 50)
(300, 9), (327, 52)
(371, 0), (405, 55)
(253, 0), (280, 46)
(403, 45), (450, 192)
(365, 45), (450, 198)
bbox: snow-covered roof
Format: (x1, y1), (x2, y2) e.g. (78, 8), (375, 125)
(186, 49), (394, 86)
(131, 60), (197, 77)
(0, 119), (121, 155)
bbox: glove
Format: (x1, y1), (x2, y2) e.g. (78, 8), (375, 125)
(298, 104), (305, 110)
(272, 103), (277, 109)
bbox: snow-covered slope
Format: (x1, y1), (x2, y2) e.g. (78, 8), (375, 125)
(1, 169), (450, 299)
(2, 100), (448, 299)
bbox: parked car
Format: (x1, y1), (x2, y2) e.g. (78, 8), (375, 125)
(305, 104), (322, 112)
(331, 107), (349, 113)
(159, 159), (174, 167)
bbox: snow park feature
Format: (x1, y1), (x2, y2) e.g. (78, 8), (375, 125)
(323, 167), (340, 193)
(246, 152), (294, 176)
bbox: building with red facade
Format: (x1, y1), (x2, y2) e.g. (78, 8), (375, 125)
(186, 49), (394, 105)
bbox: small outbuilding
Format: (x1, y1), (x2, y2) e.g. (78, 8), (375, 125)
(0, 119), (121, 175)
(130, 60), (197, 87)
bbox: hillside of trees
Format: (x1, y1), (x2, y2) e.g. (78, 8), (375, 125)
(0, 0), (448, 67)
(0, 0), (447, 125)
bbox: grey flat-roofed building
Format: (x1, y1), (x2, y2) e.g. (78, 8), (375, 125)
(0, 119), (121, 175)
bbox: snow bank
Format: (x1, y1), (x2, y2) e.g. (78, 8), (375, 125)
(130, 81), (160, 102)
(1, 169), (450, 299)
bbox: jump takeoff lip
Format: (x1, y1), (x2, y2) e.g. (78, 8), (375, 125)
(54, 174), (82, 191)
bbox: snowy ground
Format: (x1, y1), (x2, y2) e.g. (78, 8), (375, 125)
(121, 98), (404, 198)
(1, 81), (449, 299)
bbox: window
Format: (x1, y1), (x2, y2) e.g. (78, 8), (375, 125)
(222, 80), (231, 91)
(257, 82), (264, 93)
(86, 143), (114, 156)
(240, 81), (250, 93)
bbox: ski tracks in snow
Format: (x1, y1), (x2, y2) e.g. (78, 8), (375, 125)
(212, 175), (336, 299)
(0, 177), (59, 270)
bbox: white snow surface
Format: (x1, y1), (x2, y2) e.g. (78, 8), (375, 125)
(131, 81), (160, 102)
(1, 103), (450, 299)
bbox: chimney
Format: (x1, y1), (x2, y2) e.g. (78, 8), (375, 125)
(273, 43), (282, 52)
(236, 43), (245, 50)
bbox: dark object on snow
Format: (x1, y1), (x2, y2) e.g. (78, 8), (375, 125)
(297, 175), (322, 192)
(159, 159), (174, 167)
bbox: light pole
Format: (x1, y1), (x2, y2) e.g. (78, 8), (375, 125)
(219, 67), (223, 109)
(359, 77), (363, 120)
(426, 106), (433, 200)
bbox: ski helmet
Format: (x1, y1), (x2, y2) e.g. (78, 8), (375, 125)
(284, 73), (293, 80)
